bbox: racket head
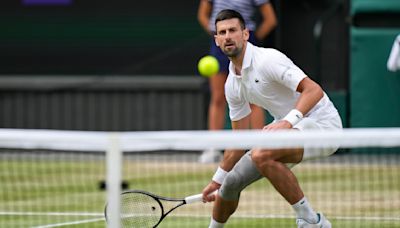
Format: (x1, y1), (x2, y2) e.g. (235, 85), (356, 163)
(105, 190), (164, 228)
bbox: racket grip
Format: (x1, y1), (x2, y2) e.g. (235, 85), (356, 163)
(184, 191), (217, 204)
(185, 194), (203, 204)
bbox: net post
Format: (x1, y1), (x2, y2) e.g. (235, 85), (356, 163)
(106, 132), (122, 228)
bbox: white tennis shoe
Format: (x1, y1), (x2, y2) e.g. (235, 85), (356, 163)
(296, 213), (332, 228)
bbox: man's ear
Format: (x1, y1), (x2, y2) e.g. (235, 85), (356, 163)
(243, 28), (250, 41)
(214, 35), (220, 47)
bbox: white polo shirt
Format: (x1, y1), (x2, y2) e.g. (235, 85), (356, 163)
(225, 42), (339, 122)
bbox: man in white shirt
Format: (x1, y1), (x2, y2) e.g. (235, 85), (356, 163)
(202, 9), (342, 228)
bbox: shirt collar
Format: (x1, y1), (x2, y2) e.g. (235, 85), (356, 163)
(229, 42), (254, 78)
(242, 41), (253, 70)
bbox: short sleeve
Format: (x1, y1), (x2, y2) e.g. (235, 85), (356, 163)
(225, 81), (251, 121)
(254, 0), (269, 6)
(261, 50), (306, 91)
(228, 98), (251, 121)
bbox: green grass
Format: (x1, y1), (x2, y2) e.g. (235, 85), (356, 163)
(1, 153), (400, 227)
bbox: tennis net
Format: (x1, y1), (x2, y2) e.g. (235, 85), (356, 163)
(0, 128), (399, 228)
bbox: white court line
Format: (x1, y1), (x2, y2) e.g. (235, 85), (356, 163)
(0, 211), (102, 216)
(2, 211), (400, 221)
(2, 211), (400, 225)
(31, 217), (104, 228)
(231, 214), (400, 221)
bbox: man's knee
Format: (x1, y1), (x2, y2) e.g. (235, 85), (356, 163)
(219, 151), (262, 201)
(251, 149), (275, 168)
(219, 170), (245, 201)
(251, 149), (289, 178)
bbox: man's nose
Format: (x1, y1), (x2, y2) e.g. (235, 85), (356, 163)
(224, 31), (232, 39)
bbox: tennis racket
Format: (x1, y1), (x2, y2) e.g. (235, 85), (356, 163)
(105, 190), (213, 228)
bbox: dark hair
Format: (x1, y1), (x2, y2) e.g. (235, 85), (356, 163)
(215, 9), (246, 30)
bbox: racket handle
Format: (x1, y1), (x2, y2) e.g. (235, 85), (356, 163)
(184, 191), (217, 204)
(185, 194), (203, 204)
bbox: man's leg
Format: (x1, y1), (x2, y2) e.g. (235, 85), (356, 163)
(209, 151), (262, 227)
(251, 148), (303, 204)
(251, 117), (339, 227)
(251, 148), (320, 224)
(208, 72), (227, 131)
(199, 72), (227, 163)
(249, 104), (265, 129)
(210, 197), (239, 226)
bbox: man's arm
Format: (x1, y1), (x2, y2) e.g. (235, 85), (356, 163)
(197, 0), (212, 35)
(255, 3), (278, 41)
(293, 77), (323, 115)
(264, 77), (323, 130)
(219, 115), (251, 170)
(202, 115), (251, 201)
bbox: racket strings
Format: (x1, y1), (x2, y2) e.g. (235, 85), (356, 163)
(120, 193), (162, 228)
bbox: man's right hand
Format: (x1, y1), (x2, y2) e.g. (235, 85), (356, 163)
(202, 181), (221, 202)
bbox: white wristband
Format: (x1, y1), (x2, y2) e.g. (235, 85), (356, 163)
(283, 109), (303, 127)
(212, 167), (228, 184)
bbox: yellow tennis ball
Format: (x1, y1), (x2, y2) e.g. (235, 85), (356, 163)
(197, 55), (219, 78)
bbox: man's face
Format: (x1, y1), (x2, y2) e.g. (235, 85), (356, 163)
(214, 18), (249, 58)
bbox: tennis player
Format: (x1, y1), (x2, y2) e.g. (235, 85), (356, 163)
(201, 9), (342, 228)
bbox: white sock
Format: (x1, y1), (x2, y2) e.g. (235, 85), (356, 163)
(292, 197), (319, 223)
(209, 217), (225, 228)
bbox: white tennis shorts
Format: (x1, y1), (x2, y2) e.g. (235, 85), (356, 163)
(293, 114), (343, 161)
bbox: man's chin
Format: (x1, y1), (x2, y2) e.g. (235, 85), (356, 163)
(224, 51), (238, 58)
(222, 47), (240, 57)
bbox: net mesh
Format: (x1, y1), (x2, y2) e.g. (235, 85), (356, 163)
(0, 149), (106, 227)
(121, 150), (400, 228)
(0, 129), (399, 228)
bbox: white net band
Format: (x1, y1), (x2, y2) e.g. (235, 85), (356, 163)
(0, 128), (399, 151)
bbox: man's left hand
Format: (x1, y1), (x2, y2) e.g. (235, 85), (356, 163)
(263, 120), (292, 131)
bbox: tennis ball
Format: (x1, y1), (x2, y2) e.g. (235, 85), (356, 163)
(197, 55), (219, 78)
